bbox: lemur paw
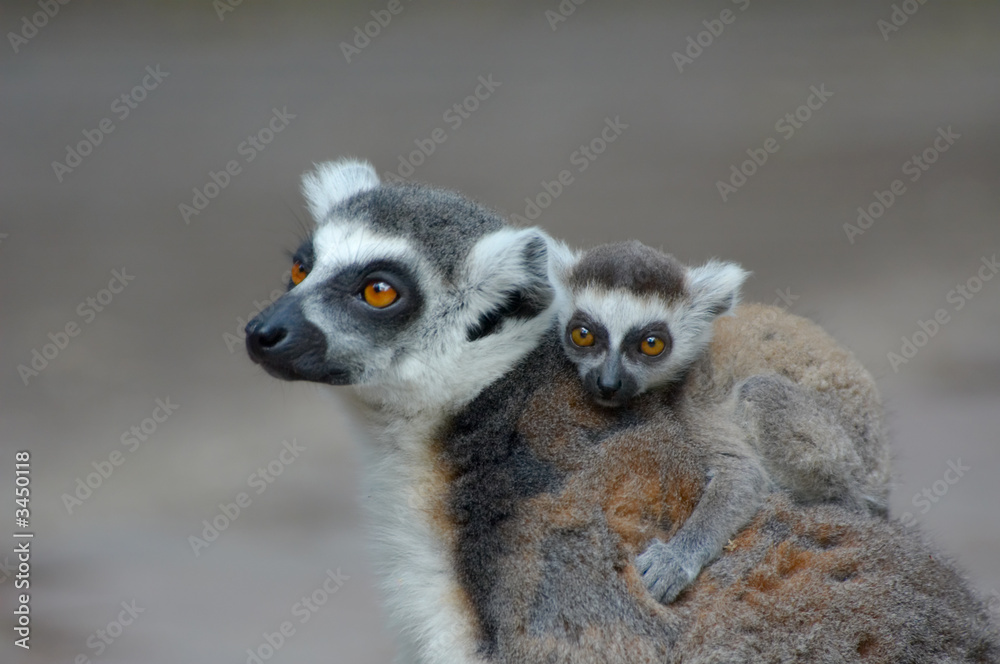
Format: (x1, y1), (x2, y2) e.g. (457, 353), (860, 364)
(635, 539), (699, 604)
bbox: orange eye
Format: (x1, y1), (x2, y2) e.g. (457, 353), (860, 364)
(291, 261), (308, 286)
(571, 326), (595, 347)
(640, 336), (665, 356)
(363, 280), (398, 308)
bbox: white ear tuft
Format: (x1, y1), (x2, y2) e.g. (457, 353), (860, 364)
(464, 227), (551, 296)
(687, 260), (750, 318)
(301, 158), (380, 223)
(461, 227), (557, 341)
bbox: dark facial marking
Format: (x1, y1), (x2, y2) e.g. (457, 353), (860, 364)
(288, 237), (316, 290)
(623, 324), (673, 364)
(583, 362), (640, 407)
(562, 313), (610, 356)
(245, 294), (349, 384)
(568, 241), (687, 300)
(317, 258), (424, 336)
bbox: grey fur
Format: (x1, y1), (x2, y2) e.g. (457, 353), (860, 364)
(336, 184), (506, 281)
(567, 240), (687, 299)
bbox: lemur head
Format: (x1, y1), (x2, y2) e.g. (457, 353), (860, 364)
(245, 159), (572, 415)
(559, 241), (748, 407)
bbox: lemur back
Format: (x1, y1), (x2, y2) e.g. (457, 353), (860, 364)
(442, 336), (995, 663)
(698, 302), (889, 509)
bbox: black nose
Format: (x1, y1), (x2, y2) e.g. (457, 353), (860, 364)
(598, 376), (622, 398)
(242, 296), (340, 384)
(246, 318), (288, 360)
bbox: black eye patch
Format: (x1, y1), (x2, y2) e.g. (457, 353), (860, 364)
(287, 238), (316, 290)
(318, 259), (424, 329)
(623, 324), (672, 362)
(560, 314), (610, 353)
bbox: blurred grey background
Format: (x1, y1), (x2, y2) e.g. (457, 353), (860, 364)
(2, 1), (999, 662)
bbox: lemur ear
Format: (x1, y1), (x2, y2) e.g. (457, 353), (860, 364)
(301, 158), (380, 223)
(462, 227), (557, 342)
(687, 260), (749, 319)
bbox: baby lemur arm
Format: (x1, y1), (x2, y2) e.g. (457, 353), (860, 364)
(638, 371), (881, 604)
(637, 427), (769, 604)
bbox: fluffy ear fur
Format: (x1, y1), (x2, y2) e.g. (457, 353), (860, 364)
(301, 158), (380, 223)
(686, 260), (750, 320)
(461, 228), (556, 342)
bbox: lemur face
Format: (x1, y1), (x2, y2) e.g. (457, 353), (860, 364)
(245, 159), (569, 411)
(560, 242), (748, 407)
(245, 223), (431, 386)
(561, 290), (678, 407)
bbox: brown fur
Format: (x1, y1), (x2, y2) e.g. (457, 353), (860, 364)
(445, 340), (997, 663)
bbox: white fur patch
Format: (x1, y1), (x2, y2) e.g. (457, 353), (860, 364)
(357, 415), (489, 664)
(686, 260), (749, 319)
(301, 158), (380, 223)
(461, 227), (548, 312)
(311, 222), (416, 275)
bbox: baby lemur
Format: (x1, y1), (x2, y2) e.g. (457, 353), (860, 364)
(560, 241), (890, 603)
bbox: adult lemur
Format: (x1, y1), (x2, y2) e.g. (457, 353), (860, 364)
(245, 159), (997, 663)
(560, 241), (891, 603)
